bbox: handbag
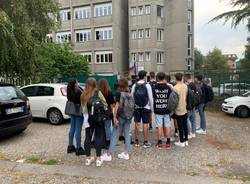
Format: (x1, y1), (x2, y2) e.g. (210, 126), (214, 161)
(65, 101), (82, 117)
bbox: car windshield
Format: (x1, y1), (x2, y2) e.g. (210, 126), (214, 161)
(242, 91), (250, 97)
(0, 86), (25, 101)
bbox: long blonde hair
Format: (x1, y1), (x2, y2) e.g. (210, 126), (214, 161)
(81, 78), (97, 107)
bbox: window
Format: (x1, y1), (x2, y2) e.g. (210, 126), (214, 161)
(188, 35), (192, 56)
(138, 53), (143, 62)
(37, 86), (54, 96)
(56, 32), (71, 43)
(157, 6), (163, 17)
(75, 30), (91, 42)
(131, 53), (136, 62)
(145, 5), (151, 14)
(74, 6), (91, 20)
(20, 86), (37, 97)
(131, 7), (137, 16)
(81, 53), (92, 63)
(95, 51), (112, 63)
(138, 29), (144, 39)
(157, 29), (164, 41)
(145, 28), (151, 38)
(95, 27), (112, 40)
(188, 10), (192, 32)
(94, 3), (112, 17)
(157, 52), (164, 64)
(138, 6), (143, 15)
(60, 9), (71, 21)
(145, 52), (151, 61)
(187, 58), (192, 71)
(131, 30), (137, 39)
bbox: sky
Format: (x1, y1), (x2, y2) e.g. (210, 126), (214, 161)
(195, 0), (249, 59)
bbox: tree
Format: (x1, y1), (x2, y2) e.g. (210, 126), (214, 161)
(238, 37), (250, 69)
(34, 43), (89, 82)
(0, 0), (59, 80)
(194, 48), (204, 70)
(210, 0), (250, 31)
(204, 48), (230, 72)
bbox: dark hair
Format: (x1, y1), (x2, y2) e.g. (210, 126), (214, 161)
(67, 78), (77, 100)
(156, 72), (166, 81)
(138, 70), (147, 80)
(149, 71), (155, 79)
(98, 78), (111, 98)
(195, 74), (203, 82)
(118, 78), (129, 92)
(184, 73), (192, 80)
(175, 73), (183, 81)
(165, 75), (171, 83)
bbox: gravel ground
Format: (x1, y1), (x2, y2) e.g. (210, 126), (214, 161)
(0, 112), (250, 182)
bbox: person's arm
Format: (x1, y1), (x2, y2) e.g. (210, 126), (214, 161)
(147, 84), (154, 111)
(131, 84), (135, 96)
(113, 92), (121, 126)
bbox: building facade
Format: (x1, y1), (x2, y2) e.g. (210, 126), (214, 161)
(224, 54), (238, 70)
(129, 0), (194, 74)
(50, 0), (129, 75)
(51, 0), (194, 75)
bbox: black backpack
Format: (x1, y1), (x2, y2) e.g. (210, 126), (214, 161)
(186, 88), (195, 111)
(134, 83), (149, 107)
(205, 84), (214, 102)
(87, 91), (109, 126)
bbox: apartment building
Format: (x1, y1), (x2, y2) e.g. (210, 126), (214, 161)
(129, 0), (194, 74)
(50, 0), (194, 75)
(49, 0), (129, 75)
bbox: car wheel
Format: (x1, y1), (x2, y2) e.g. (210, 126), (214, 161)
(47, 108), (63, 125)
(237, 106), (249, 118)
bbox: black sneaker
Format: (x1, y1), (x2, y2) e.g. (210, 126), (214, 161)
(143, 141), (151, 148)
(119, 136), (125, 141)
(76, 147), (85, 156)
(67, 145), (76, 154)
(135, 139), (140, 147)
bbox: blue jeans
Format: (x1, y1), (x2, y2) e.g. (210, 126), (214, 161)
(105, 119), (112, 141)
(198, 104), (206, 130)
(68, 115), (83, 148)
(187, 109), (196, 134)
(109, 117), (131, 152)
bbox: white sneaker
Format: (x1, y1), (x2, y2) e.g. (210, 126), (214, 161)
(101, 153), (112, 162)
(188, 134), (193, 139)
(196, 129), (207, 135)
(174, 141), (185, 147)
(96, 159), (103, 167)
(185, 141), (189, 146)
(170, 137), (175, 142)
(118, 152), (130, 160)
(191, 133), (196, 138)
(85, 157), (94, 166)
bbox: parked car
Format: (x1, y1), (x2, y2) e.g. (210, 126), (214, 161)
(0, 83), (32, 137)
(222, 91), (250, 118)
(218, 83), (250, 97)
(20, 84), (69, 125)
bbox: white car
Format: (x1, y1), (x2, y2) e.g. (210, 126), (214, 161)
(21, 84), (69, 124)
(222, 91), (250, 118)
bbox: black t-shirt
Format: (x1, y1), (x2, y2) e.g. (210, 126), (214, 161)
(152, 83), (172, 115)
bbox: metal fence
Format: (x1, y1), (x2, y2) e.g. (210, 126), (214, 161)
(169, 69), (250, 97)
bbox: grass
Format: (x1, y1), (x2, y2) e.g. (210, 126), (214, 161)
(186, 171), (199, 176)
(242, 176), (250, 182)
(25, 156), (59, 165)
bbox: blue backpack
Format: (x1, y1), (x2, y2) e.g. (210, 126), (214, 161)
(134, 83), (148, 108)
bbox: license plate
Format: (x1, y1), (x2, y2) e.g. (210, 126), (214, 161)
(6, 107), (24, 115)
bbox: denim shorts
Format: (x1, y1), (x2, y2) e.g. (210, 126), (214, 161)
(155, 114), (171, 128)
(134, 108), (151, 124)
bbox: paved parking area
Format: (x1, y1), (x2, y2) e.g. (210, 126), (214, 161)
(0, 112), (250, 183)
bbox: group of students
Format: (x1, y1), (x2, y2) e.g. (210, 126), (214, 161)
(65, 70), (212, 167)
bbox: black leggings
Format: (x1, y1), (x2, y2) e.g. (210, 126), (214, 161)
(176, 114), (188, 143)
(84, 125), (106, 157)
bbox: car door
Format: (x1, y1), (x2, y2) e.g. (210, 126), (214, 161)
(35, 86), (55, 118)
(21, 86), (40, 117)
